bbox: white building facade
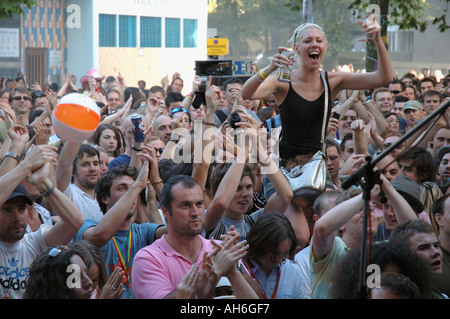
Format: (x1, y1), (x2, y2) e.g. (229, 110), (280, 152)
(67, 0), (208, 92)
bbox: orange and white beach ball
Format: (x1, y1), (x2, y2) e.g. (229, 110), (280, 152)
(52, 93), (100, 143)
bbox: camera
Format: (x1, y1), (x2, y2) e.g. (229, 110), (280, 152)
(195, 76), (209, 95)
(228, 112), (242, 129)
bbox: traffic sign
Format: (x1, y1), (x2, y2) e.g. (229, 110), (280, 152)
(207, 38), (228, 56)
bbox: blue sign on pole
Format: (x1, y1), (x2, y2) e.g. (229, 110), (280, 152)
(233, 61), (253, 76)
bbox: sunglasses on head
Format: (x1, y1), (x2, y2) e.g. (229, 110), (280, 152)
(171, 107), (190, 116)
(12, 96), (31, 101)
(48, 245), (69, 257)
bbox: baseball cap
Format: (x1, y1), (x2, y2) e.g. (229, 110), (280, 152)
(403, 100), (422, 112)
(6, 184), (33, 205)
(391, 175), (424, 215)
(437, 145), (450, 162)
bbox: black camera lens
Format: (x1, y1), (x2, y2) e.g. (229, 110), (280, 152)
(228, 112), (241, 129)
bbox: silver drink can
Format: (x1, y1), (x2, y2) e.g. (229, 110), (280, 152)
(277, 49), (295, 82)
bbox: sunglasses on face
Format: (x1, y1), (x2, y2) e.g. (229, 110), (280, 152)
(12, 96), (31, 101)
(154, 148), (164, 154)
(390, 90), (402, 95)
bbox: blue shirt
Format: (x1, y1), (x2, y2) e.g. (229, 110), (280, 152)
(74, 219), (162, 299)
(109, 153), (131, 170)
(243, 259), (306, 299)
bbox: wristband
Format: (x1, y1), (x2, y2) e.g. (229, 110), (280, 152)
(41, 184), (56, 197)
(259, 69), (268, 79)
(4, 151), (20, 162)
(151, 179), (163, 185)
(132, 146), (142, 152)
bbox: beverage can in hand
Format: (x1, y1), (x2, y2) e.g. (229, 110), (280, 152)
(131, 113), (145, 142)
(277, 49), (295, 82)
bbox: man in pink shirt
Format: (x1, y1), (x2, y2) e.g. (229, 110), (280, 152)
(131, 175), (214, 299)
(132, 173), (263, 299)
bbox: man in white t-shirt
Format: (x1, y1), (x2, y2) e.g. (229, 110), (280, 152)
(56, 142), (103, 221)
(0, 145), (84, 299)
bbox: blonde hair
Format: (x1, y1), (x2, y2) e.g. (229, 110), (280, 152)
(288, 23), (327, 48)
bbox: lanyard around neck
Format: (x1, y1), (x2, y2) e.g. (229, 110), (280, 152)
(243, 260), (281, 299)
(112, 229), (133, 285)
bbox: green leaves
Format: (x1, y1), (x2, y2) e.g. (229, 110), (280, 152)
(432, 14), (450, 32)
(0, 0), (36, 19)
(349, 0), (449, 33)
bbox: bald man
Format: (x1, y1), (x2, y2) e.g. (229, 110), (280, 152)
(152, 115), (173, 144)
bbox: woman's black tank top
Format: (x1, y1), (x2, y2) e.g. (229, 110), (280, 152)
(278, 71), (332, 160)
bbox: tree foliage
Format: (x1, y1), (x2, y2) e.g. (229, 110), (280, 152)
(349, 0), (450, 33)
(0, 0), (36, 19)
(208, 0), (301, 59)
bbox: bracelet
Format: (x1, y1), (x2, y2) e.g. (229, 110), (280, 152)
(4, 151), (20, 162)
(186, 93), (194, 100)
(202, 120), (218, 128)
(362, 99), (371, 105)
(151, 179), (163, 185)
(41, 184), (56, 197)
(259, 69), (268, 79)
(255, 72), (264, 83)
(132, 146), (142, 152)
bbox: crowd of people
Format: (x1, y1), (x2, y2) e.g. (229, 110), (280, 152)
(0, 20), (449, 300)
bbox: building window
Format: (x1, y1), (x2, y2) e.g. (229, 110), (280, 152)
(165, 17), (180, 48)
(119, 15), (137, 47)
(140, 17), (161, 47)
(388, 30), (413, 52)
(99, 14), (117, 47)
(183, 19), (198, 48)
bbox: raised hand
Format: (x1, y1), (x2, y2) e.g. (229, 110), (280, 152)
(7, 124), (29, 146)
(209, 234), (249, 277)
(358, 18), (381, 41)
(32, 121), (48, 145)
(176, 264), (199, 299)
(196, 252), (218, 299)
(98, 267), (125, 299)
(269, 47), (294, 72)
(22, 144), (58, 172)
(205, 83), (221, 114)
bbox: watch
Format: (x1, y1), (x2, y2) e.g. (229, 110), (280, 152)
(5, 151), (20, 162)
